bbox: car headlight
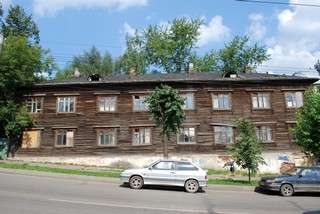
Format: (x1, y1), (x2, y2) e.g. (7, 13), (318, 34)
(266, 179), (276, 183)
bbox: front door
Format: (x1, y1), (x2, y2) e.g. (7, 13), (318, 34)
(145, 161), (176, 185)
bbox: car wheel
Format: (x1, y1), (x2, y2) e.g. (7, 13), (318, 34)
(129, 175), (144, 189)
(280, 184), (294, 197)
(185, 179), (199, 193)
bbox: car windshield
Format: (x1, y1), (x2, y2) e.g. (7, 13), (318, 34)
(283, 167), (300, 176)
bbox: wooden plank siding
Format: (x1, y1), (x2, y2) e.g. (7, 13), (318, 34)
(17, 73), (317, 156)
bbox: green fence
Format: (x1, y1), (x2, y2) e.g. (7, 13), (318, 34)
(0, 138), (9, 160)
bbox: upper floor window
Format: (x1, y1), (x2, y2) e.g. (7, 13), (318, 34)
(55, 129), (74, 147)
(178, 127), (196, 144)
(133, 127), (151, 145)
(255, 125), (273, 143)
(26, 98), (42, 113)
(181, 93), (194, 110)
(98, 96), (116, 112)
(252, 93), (270, 108)
(97, 128), (116, 146)
(285, 92), (303, 108)
(212, 94), (231, 110)
(58, 97), (75, 113)
(133, 95), (149, 111)
(214, 126), (234, 144)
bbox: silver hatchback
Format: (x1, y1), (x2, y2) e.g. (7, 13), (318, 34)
(120, 159), (208, 193)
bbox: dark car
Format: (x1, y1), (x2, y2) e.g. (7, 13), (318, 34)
(259, 166), (320, 196)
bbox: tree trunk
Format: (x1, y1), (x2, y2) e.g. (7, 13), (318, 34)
(248, 169), (251, 183)
(162, 123), (168, 159)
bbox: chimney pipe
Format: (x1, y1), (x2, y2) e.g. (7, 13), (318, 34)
(245, 66), (251, 74)
(74, 68), (80, 77)
(130, 67), (136, 77)
(188, 63), (194, 74)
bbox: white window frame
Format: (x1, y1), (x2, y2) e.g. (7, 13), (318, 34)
(177, 127), (196, 144)
(57, 97), (75, 113)
(133, 95), (149, 111)
(212, 93), (231, 110)
(285, 92), (303, 108)
(27, 98), (42, 113)
(252, 93), (270, 109)
(213, 126), (234, 144)
(133, 127), (151, 145)
(55, 129), (74, 147)
(97, 128), (116, 146)
(255, 125), (273, 143)
(181, 93), (195, 110)
(98, 96), (116, 112)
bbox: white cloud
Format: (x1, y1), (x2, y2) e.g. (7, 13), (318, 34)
(122, 22), (136, 36)
(247, 13), (267, 41)
(197, 16), (230, 47)
(32, 0), (148, 17)
(1, 0), (12, 7)
(259, 0), (320, 75)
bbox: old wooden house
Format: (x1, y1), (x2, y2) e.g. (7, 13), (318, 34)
(18, 71), (318, 170)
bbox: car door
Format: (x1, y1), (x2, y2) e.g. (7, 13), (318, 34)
(295, 168), (318, 192)
(174, 161), (199, 186)
(144, 161), (176, 185)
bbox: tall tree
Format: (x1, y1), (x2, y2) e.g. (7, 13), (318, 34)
(144, 17), (203, 73)
(215, 35), (270, 73)
(295, 86), (320, 164)
(1, 5), (40, 44)
(227, 118), (266, 182)
(144, 84), (186, 158)
(114, 31), (147, 75)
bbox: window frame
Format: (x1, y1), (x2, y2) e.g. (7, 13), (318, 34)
(132, 95), (149, 111)
(213, 125), (234, 144)
(57, 97), (76, 113)
(285, 92), (303, 108)
(251, 93), (270, 109)
(22, 130), (41, 149)
(55, 129), (75, 147)
(181, 93), (195, 110)
(26, 97), (43, 114)
(97, 96), (117, 112)
(132, 127), (152, 145)
(212, 93), (231, 110)
(255, 125), (274, 143)
(96, 128), (117, 146)
(177, 127), (196, 144)
(287, 123), (297, 143)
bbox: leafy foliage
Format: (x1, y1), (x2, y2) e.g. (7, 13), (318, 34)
(295, 87), (320, 160)
(227, 118), (266, 182)
(144, 84), (186, 157)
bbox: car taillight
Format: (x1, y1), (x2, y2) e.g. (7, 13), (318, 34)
(205, 175), (208, 180)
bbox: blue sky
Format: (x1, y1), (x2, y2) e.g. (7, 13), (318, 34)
(2, 0), (320, 76)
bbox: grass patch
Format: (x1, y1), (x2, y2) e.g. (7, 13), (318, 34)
(209, 179), (258, 186)
(0, 162), (121, 178)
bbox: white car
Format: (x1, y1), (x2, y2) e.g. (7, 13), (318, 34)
(120, 159), (208, 193)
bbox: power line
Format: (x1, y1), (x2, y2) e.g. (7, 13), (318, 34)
(235, 0), (320, 7)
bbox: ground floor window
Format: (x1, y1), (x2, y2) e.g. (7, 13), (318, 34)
(133, 127), (151, 145)
(97, 128), (116, 146)
(177, 127), (196, 144)
(214, 126), (234, 144)
(22, 130), (41, 149)
(255, 125), (273, 143)
(55, 129), (74, 147)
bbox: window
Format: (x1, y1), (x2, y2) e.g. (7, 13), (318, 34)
(176, 161), (198, 171)
(133, 128), (151, 145)
(256, 126), (273, 142)
(212, 94), (231, 110)
(252, 93), (270, 108)
(55, 129), (74, 147)
(288, 124), (297, 142)
(214, 126), (234, 144)
(98, 96), (116, 112)
(22, 130), (41, 149)
(152, 161), (174, 170)
(26, 98), (42, 113)
(58, 97), (75, 113)
(133, 95), (149, 111)
(97, 128), (116, 146)
(182, 93), (194, 110)
(178, 127), (195, 144)
(285, 92), (303, 108)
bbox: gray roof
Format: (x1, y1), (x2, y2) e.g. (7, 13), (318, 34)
(37, 72), (319, 87)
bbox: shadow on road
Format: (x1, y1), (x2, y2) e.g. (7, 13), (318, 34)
(254, 187), (320, 197)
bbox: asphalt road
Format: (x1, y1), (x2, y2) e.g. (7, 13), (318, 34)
(0, 168), (319, 214)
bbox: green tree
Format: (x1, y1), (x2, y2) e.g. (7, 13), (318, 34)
(114, 31), (147, 75)
(1, 5), (40, 44)
(144, 84), (186, 158)
(144, 17), (203, 73)
(295, 86), (320, 163)
(215, 35), (270, 73)
(227, 118), (266, 182)
(56, 46), (114, 79)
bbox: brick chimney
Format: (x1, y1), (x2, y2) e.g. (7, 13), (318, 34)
(188, 62), (194, 74)
(130, 67), (136, 77)
(245, 66), (251, 74)
(74, 68), (80, 77)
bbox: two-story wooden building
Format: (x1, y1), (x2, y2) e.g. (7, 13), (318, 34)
(18, 71), (318, 171)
